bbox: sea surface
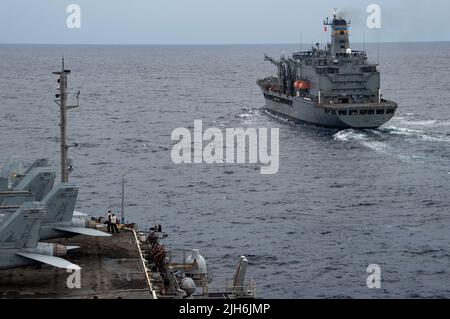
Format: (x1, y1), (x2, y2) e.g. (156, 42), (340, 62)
(0, 43), (449, 298)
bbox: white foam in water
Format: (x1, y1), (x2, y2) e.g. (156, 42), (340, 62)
(237, 113), (252, 119)
(333, 129), (367, 142)
(405, 120), (438, 126)
(383, 126), (450, 144)
(383, 126), (423, 137)
(263, 109), (291, 123)
(419, 134), (450, 143)
(361, 141), (389, 154)
(333, 129), (411, 162)
(361, 125), (450, 166)
(398, 117), (450, 127)
(366, 129), (383, 137)
(395, 117), (437, 126)
(369, 125), (450, 164)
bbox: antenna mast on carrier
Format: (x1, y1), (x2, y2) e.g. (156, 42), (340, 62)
(53, 57), (80, 183)
(121, 174), (125, 224)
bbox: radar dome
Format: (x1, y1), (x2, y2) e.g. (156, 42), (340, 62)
(180, 277), (196, 296)
(185, 249), (207, 276)
(346, 48), (352, 54)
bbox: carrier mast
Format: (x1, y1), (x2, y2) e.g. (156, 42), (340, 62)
(53, 57), (80, 182)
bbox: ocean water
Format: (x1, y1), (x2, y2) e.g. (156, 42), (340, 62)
(0, 43), (449, 298)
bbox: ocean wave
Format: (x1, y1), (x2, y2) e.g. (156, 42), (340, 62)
(334, 126), (450, 166)
(382, 126), (423, 136)
(235, 107), (264, 122)
(401, 120), (438, 126)
(397, 118), (450, 127)
(236, 113), (252, 119)
(333, 129), (406, 160)
(333, 129), (367, 142)
(361, 141), (389, 153)
(384, 126), (450, 143)
(419, 134), (450, 143)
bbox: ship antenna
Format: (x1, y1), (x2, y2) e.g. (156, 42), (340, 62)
(52, 57), (80, 182)
(121, 174), (125, 224)
(377, 29), (381, 67)
(320, 29), (323, 50)
(363, 29), (366, 51)
(300, 32), (302, 52)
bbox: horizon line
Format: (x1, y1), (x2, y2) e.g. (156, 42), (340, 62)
(1, 40), (449, 46)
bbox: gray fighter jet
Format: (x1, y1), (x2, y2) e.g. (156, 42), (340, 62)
(0, 202), (80, 270)
(1, 183), (110, 240)
(14, 168), (56, 202)
(11, 158), (49, 188)
(39, 183), (111, 239)
(0, 167), (56, 205)
(1, 158), (49, 192)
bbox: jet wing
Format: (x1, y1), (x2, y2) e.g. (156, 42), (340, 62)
(17, 252), (81, 270)
(53, 226), (111, 237)
(66, 246), (81, 250)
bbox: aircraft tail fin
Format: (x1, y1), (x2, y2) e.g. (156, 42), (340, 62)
(14, 168), (56, 202)
(23, 159), (49, 175)
(11, 159), (49, 188)
(42, 183), (79, 223)
(0, 202), (45, 249)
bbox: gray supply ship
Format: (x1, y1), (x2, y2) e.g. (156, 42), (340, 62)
(257, 11), (398, 129)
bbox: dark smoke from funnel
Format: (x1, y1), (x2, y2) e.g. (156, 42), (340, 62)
(336, 7), (365, 27)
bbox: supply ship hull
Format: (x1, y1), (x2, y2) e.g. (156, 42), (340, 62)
(260, 89), (397, 129)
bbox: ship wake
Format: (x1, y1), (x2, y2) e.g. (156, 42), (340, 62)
(333, 126), (450, 169)
(333, 129), (393, 157)
(381, 126), (450, 144)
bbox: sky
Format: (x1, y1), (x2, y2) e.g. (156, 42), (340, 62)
(1, 0), (449, 44)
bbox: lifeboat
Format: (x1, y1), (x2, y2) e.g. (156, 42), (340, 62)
(294, 80), (310, 90)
